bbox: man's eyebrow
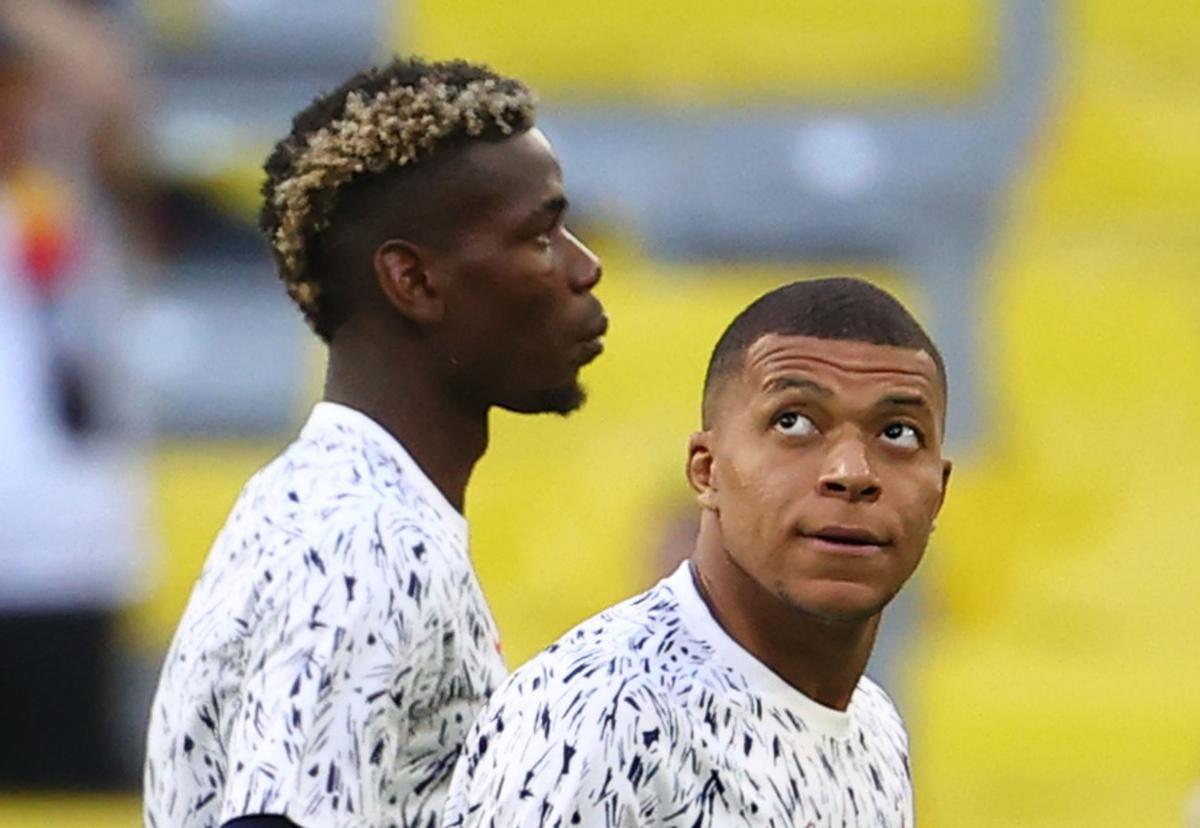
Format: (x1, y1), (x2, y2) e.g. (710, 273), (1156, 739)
(511, 194), (567, 234)
(877, 393), (932, 410)
(764, 376), (832, 396)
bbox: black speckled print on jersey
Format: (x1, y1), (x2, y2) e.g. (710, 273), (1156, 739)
(444, 564), (912, 828)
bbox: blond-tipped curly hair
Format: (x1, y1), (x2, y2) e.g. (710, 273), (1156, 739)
(259, 57), (537, 340)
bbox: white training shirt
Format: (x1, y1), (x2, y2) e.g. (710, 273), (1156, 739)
(144, 402), (507, 828)
(444, 563), (913, 827)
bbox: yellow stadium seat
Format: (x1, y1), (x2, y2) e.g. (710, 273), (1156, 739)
(910, 232), (1200, 825)
(0, 794), (141, 828)
(404, 0), (996, 104)
(908, 11), (1200, 814)
(1026, 1), (1200, 226)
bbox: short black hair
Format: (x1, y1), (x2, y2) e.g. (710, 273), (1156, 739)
(259, 56), (537, 341)
(702, 277), (947, 426)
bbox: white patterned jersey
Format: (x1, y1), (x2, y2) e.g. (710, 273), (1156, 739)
(145, 402), (506, 828)
(444, 563), (912, 827)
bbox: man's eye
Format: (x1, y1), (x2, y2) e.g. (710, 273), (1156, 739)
(774, 412), (816, 436)
(881, 422), (922, 449)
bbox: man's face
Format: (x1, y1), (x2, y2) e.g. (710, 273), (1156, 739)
(430, 127), (606, 414)
(690, 334), (951, 623)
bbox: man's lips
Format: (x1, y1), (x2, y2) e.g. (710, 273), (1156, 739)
(576, 315), (608, 365)
(799, 525), (890, 555)
(578, 338), (604, 365)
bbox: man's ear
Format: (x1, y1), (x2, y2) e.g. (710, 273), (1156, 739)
(687, 431), (719, 511)
(935, 458), (953, 516)
(374, 239), (445, 325)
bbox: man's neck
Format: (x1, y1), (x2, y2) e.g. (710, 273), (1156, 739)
(323, 337), (488, 513)
(689, 528), (879, 711)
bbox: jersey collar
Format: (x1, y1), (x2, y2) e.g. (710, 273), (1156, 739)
(667, 560), (858, 740)
(305, 401), (468, 543)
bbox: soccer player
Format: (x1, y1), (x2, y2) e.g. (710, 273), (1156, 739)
(444, 277), (951, 827)
(143, 57), (606, 828)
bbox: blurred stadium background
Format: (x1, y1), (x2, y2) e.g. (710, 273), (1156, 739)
(1, 0), (1198, 825)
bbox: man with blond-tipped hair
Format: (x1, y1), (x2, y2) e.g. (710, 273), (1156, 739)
(144, 57), (607, 828)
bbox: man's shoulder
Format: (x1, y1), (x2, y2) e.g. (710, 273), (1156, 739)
(236, 427), (397, 513)
(221, 473), (432, 557)
(242, 414), (459, 539)
(222, 424), (456, 550)
(200, 468), (462, 636)
(493, 581), (707, 718)
(448, 583), (706, 823)
(854, 674), (908, 738)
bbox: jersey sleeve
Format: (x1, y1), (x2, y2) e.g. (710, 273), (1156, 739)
(444, 665), (673, 828)
(220, 506), (436, 827)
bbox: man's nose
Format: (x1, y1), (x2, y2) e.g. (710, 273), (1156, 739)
(816, 435), (881, 503)
(565, 229), (602, 293)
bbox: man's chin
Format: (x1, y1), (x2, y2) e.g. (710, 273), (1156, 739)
(778, 581), (893, 625)
(500, 383), (587, 416)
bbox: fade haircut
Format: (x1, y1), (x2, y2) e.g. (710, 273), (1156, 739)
(702, 277), (947, 427)
(259, 57), (537, 341)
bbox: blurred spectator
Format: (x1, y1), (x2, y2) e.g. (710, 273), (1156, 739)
(0, 2), (156, 790)
(0, 0), (157, 251)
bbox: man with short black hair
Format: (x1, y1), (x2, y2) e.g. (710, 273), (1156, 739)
(445, 277), (950, 827)
(144, 56), (606, 828)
